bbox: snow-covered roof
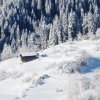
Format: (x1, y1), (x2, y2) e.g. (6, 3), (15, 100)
(20, 52), (38, 56)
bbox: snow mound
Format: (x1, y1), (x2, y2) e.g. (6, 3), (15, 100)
(58, 50), (90, 73)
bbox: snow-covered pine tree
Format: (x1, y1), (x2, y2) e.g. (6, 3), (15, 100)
(39, 17), (47, 50)
(68, 9), (77, 41)
(88, 11), (97, 39)
(54, 15), (63, 44)
(1, 43), (12, 60)
(61, 11), (68, 42)
(27, 33), (34, 51)
(81, 13), (88, 40)
(48, 23), (58, 47)
(37, 0), (42, 10)
(45, 0), (51, 15)
(11, 38), (17, 53)
(20, 29), (28, 52)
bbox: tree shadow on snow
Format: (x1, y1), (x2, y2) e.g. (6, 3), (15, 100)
(81, 57), (100, 74)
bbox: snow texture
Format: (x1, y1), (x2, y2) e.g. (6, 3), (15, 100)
(0, 39), (100, 100)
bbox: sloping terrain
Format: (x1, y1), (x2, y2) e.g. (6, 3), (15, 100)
(0, 39), (100, 100)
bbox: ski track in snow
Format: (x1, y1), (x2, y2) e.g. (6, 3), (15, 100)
(0, 39), (100, 100)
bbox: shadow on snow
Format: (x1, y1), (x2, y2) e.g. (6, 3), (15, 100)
(81, 57), (100, 74)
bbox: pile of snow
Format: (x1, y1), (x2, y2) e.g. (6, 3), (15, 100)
(0, 70), (10, 81)
(58, 50), (90, 73)
(0, 69), (23, 81)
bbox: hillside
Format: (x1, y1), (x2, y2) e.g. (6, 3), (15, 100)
(0, 39), (100, 100)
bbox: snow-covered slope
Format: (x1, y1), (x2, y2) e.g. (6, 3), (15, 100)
(0, 39), (100, 100)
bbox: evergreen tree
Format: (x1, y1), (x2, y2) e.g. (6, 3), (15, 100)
(54, 15), (62, 43)
(1, 43), (12, 60)
(88, 11), (97, 39)
(11, 38), (17, 53)
(39, 19), (47, 49)
(20, 29), (28, 52)
(61, 11), (68, 42)
(37, 0), (42, 10)
(68, 10), (77, 40)
(45, 0), (51, 15)
(48, 24), (58, 47)
(28, 33), (34, 51)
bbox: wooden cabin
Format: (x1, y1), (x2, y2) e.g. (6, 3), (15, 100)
(20, 52), (39, 63)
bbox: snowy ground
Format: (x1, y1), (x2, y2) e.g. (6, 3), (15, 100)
(0, 39), (100, 100)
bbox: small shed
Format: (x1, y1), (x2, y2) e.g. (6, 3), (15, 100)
(20, 52), (39, 63)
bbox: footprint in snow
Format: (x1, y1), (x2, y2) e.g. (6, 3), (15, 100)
(22, 92), (27, 98)
(56, 89), (64, 92)
(25, 88), (29, 91)
(15, 97), (20, 100)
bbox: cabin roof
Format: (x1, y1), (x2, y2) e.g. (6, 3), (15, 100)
(20, 52), (38, 57)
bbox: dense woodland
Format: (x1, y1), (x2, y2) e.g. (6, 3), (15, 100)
(0, 0), (100, 60)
